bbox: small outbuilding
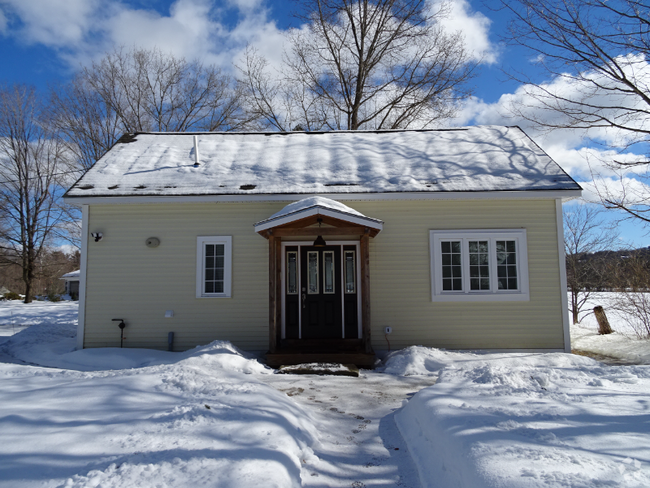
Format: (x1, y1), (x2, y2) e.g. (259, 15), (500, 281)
(60, 270), (80, 300)
(64, 126), (581, 366)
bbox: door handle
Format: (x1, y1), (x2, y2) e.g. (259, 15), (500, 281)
(302, 293), (306, 309)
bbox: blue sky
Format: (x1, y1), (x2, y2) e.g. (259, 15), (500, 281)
(0, 0), (646, 248)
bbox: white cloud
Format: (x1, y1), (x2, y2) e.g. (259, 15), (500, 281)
(1, 0), (495, 78)
(430, 0), (498, 64)
(0, 9), (7, 34)
(455, 54), (650, 142)
(580, 175), (650, 208)
(226, 0), (265, 13)
(1, 0), (100, 47)
(450, 54), (650, 184)
(103, 0), (217, 60)
(0, 0), (287, 76)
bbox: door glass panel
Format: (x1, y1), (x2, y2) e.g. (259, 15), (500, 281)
(344, 250), (356, 294)
(496, 240), (518, 290)
(468, 240), (490, 290)
(441, 241), (462, 291)
(323, 251), (335, 294)
(287, 251), (297, 294)
(307, 251), (319, 294)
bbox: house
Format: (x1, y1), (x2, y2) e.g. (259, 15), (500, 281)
(60, 270), (80, 300)
(64, 126), (581, 366)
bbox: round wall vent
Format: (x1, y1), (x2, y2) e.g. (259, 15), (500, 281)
(145, 237), (160, 248)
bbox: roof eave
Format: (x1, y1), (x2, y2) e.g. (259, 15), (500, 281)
(63, 189), (583, 206)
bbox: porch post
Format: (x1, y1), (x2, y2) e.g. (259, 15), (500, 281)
(275, 237), (282, 346)
(360, 231), (372, 353)
(268, 233), (277, 353)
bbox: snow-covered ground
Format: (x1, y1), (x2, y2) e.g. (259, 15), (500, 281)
(571, 292), (650, 364)
(0, 300), (77, 338)
(383, 347), (650, 487)
(0, 299), (649, 487)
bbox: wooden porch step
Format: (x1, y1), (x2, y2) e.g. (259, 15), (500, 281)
(279, 338), (363, 352)
(265, 352), (376, 369)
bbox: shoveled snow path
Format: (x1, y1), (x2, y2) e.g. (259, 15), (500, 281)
(263, 372), (437, 487)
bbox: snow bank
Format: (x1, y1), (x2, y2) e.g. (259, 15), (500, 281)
(0, 301), (271, 373)
(378, 345), (480, 375)
(0, 357), (317, 488)
(0, 303), (318, 488)
(394, 351), (650, 487)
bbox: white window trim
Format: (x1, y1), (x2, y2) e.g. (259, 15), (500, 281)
(196, 236), (232, 298)
(430, 229), (530, 302)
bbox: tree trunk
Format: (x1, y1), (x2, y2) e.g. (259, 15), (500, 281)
(22, 260), (34, 303)
(594, 306), (613, 335)
(571, 290), (579, 324)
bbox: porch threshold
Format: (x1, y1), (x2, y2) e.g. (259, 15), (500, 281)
(276, 363), (360, 377)
(265, 351), (376, 369)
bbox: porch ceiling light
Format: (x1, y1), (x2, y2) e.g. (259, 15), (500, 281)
(313, 235), (327, 247)
(313, 218), (326, 247)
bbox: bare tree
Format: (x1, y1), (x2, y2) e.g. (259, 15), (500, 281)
(501, 0), (650, 224)
(608, 250), (650, 338)
(564, 201), (619, 324)
(0, 85), (76, 303)
(0, 245), (79, 299)
(50, 47), (247, 170)
(239, 0), (477, 131)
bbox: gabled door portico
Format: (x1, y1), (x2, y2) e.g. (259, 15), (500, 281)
(254, 197), (382, 367)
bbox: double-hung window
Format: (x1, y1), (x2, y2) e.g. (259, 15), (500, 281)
(430, 229), (529, 302)
(196, 236), (232, 298)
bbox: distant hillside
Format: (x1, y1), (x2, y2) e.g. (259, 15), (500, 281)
(570, 246), (650, 291)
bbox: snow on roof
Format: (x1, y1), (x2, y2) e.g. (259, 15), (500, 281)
(60, 270), (80, 280)
(65, 126), (581, 198)
(254, 196), (383, 233)
(268, 196), (366, 220)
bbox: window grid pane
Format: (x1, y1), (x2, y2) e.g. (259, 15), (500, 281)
(286, 252), (297, 294)
(496, 240), (518, 290)
(323, 251), (335, 294)
(204, 243), (225, 294)
(441, 241), (462, 291)
(469, 240), (490, 290)
(344, 251), (356, 294)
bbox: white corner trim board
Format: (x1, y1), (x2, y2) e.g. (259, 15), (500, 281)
(556, 199), (571, 353)
(77, 204), (89, 350)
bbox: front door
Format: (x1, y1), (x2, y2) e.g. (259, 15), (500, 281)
(301, 246), (342, 339)
(284, 244), (359, 340)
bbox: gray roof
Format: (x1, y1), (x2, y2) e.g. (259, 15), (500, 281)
(60, 270), (80, 281)
(65, 126), (581, 198)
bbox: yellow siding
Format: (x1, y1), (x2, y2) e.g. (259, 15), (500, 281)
(352, 199), (565, 350)
(84, 202), (286, 350)
(83, 198), (564, 352)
